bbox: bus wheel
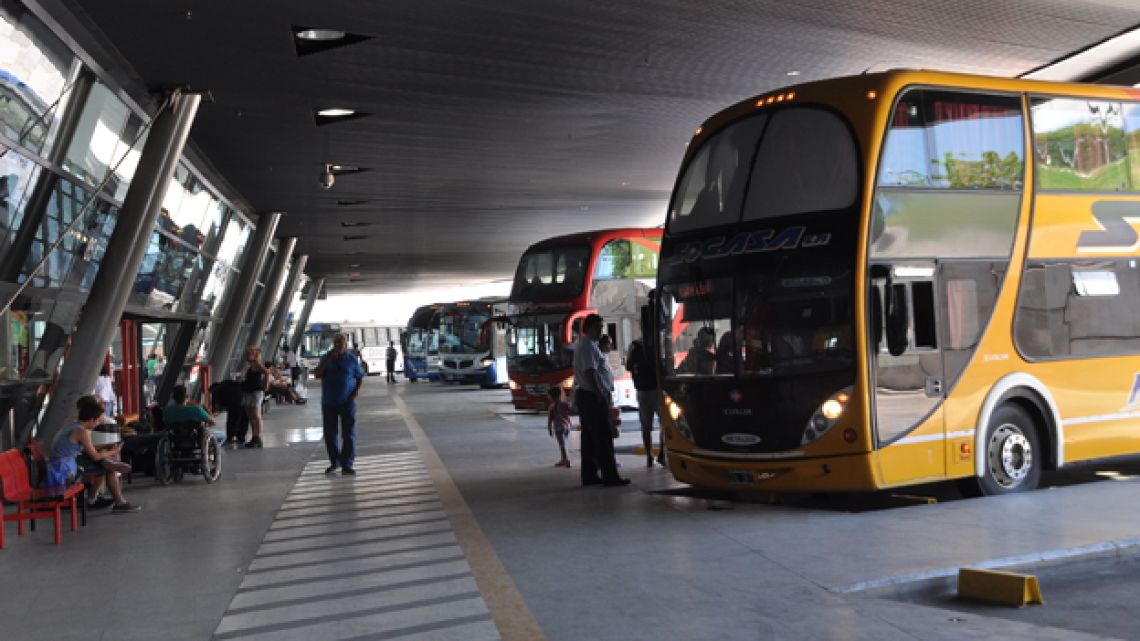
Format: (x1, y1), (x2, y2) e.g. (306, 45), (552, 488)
(979, 404), (1041, 495)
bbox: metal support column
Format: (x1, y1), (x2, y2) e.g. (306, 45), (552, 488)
(39, 90), (201, 442)
(290, 276), (324, 353)
(206, 211), (282, 380)
(245, 236), (296, 362)
(263, 253), (307, 362)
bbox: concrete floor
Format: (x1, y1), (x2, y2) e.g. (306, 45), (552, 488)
(2, 380), (1139, 640)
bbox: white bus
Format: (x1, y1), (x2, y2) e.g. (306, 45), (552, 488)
(300, 322), (404, 376)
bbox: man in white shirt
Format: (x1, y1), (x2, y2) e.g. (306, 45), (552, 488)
(281, 343), (300, 383)
(572, 313), (628, 487)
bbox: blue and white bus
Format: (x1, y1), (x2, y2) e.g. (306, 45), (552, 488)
(438, 297), (509, 387)
(402, 304), (442, 382)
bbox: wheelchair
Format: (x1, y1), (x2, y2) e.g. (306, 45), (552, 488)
(154, 421), (222, 484)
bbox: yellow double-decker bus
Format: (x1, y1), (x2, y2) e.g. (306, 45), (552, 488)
(656, 69), (1140, 495)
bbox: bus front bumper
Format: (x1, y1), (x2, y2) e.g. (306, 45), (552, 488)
(666, 449), (879, 493)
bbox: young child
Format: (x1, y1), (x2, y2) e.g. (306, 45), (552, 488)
(547, 387), (572, 468)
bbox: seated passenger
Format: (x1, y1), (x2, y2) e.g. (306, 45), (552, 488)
(715, 331), (736, 375)
(48, 395), (141, 514)
(163, 384), (225, 444)
(267, 364), (303, 404)
(679, 327), (717, 375)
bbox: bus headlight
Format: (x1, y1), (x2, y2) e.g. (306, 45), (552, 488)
(481, 357), (494, 367)
(803, 387), (852, 445)
(508, 379), (520, 390)
(663, 394), (694, 443)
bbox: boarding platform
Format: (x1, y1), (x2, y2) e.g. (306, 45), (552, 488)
(4, 382), (1140, 640)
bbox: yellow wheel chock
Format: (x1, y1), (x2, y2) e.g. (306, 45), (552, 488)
(957, 568), (1044, 607)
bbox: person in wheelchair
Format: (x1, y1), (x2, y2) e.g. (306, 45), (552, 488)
(158, 385), (224, 484)
(163, 385), (225, 445)
(48, 395), (141, 514)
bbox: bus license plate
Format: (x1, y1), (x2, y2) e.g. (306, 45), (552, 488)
(728, 470), (754, 484)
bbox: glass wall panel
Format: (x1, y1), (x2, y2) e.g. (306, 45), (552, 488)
(0, 149), (41, 254)
(129, 231), (196, 309)
(106, 113), (145, 202)
(22, 177), (115, 290)
(0, 0), (77, 157)
(215, 214), (249, 269)
(161, 162), (219, 249)
(62, 80), (148, 199)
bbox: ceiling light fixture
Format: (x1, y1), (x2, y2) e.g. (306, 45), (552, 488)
(295, 28), (346, 41)
(786, 70), (801, 76)
(317, 108), (356, 117)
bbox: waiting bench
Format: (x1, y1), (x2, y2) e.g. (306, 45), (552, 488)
(0, 449), (86, 548)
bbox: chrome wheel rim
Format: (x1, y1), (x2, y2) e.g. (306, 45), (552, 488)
(988, 423), (1032, 489)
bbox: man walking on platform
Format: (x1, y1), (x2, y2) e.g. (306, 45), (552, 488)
(315, 333), (364, 475)
(386, 340), (398, 384)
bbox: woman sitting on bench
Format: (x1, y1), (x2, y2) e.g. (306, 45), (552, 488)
(48, 395), (141, 514)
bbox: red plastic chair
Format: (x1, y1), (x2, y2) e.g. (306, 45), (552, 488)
(0, 449), (85, 548)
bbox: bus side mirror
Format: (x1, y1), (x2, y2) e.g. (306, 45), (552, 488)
(885, 282), (909, 357)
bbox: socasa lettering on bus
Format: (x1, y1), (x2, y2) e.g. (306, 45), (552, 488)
(1077, 201), (1140, 253)
(667, 226), (832, 265)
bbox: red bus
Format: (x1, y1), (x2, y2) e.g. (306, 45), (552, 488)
(506, 228), (661, 410)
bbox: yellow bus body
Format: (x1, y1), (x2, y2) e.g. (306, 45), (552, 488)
(661, 70), (1140, 493)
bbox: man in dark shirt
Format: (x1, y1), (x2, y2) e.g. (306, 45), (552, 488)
(385, 341), (397, 384)
(315, 333), (364, 475)
(628, 338), (664, 468)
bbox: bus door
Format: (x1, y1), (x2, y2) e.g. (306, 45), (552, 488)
(870, 262), (947, 484)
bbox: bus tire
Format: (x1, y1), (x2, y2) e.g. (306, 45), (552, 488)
(978, 404), (1041, 496)
(361, 362), (369, 376)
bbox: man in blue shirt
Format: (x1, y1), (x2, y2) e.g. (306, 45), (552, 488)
(314, 333), (364, 475)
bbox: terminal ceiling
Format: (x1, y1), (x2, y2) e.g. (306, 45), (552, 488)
(60, 0), (1140, 294)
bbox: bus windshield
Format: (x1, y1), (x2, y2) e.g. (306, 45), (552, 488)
(506, 314), (573, 375)
(667, 107), (859, 234)
(511, 246), (591, 300)
(439, 306), (491, 354)
(302, 328), (337, 358)
(660, 262), (854, 378)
